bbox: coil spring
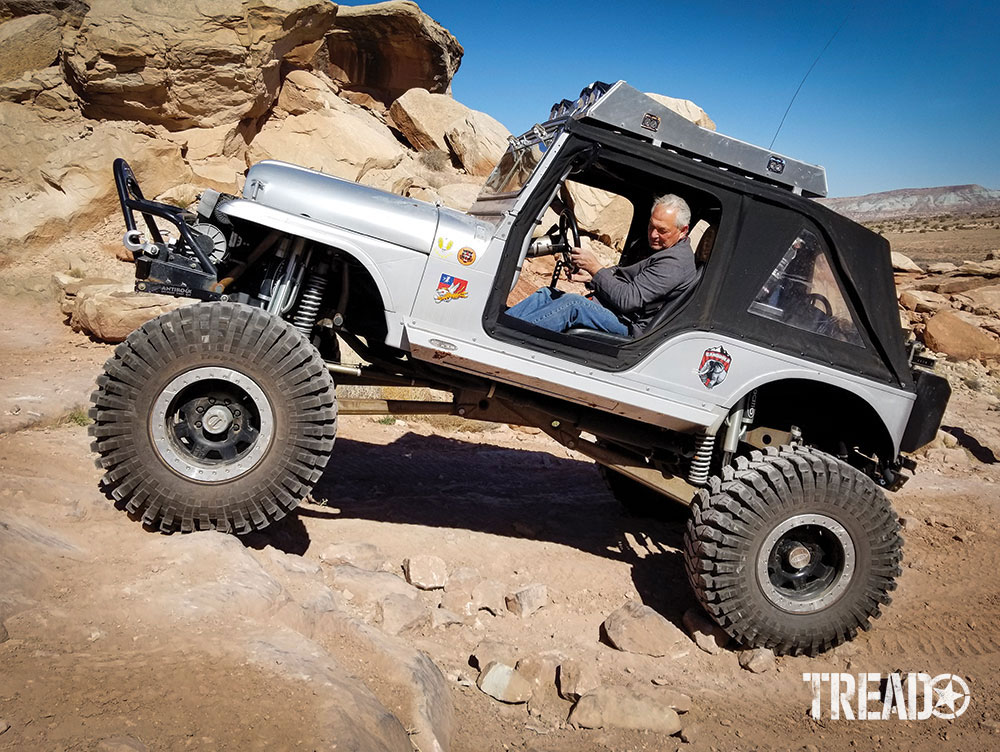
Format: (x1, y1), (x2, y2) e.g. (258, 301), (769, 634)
(688, 432), (716, 487)
(292, 271), (328, 336)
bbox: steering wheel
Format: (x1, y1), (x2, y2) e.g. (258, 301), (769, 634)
(549, 208), (581, 289)
(805, 292), (833, 317)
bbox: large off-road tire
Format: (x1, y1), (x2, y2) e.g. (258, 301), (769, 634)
(684, 445), (902, 655)
(599, 466), (688, 521)
(89, 302), (337, 533)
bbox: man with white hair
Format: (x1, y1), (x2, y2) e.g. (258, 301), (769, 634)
(507, 193), (698, 337)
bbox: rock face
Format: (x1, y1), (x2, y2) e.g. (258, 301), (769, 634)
(0, 105), (192, 248)
(325, 0), (464, 105)
(602, 600), (687, 657)
(64, 0), (337, 130)
(0, 13), (60, 82)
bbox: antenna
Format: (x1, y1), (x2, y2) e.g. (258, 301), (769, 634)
(769, 4), (855, 150)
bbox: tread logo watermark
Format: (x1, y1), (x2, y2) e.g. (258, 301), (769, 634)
(803, 672), (970, 720)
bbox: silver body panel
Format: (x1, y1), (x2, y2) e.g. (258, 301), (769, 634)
(215, 91), (907, 454)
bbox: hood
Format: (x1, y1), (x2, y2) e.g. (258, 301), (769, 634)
(242, 160), (444, 254)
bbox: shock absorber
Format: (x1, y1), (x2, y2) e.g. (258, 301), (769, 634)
(688, 432), (716, 486)
(292, 262), (329, 336)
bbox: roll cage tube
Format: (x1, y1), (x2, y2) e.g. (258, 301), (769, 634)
(113, 158), (217, 277)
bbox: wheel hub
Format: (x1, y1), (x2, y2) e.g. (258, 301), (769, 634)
(787, 545), (812, 569)
(757, 513), (856, 614)
(150, 366), (274, 482)
(203, 405), (234, 435)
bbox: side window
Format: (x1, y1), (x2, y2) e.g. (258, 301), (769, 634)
(748, 229), (865, 346)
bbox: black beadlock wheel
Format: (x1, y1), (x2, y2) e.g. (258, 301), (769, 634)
(683, 445), (902, 655)
(88, 302), (337, 534)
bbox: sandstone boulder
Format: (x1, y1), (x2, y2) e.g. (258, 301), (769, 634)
(325, 0), (463, 105)
(682, 607), (730, 655)
(891, 252), (924, 273)
(557, 658), (600, 701)
(390, 87), (469, 152)
(568, 686), (682, 734)
(601, 600), (687, 657)
(738, 647), (775, 673)
(958, 259), (1000, 277)
(956, 285), (1000, 318)
(934, 276), (993, 295)
(248, 100), (406, 182)
(436, 182), (482, 211)
(646, 92), (716, 130)
(923, 311), (1000, 361)
(898, 289), (950, 314)
(0, 13), (59, 82)
(276, 68), (342, 116)
(64, 0), (337, 129)
(476, 662), (532, 704)
(403, 554), (448, 590)
(0, 1), (88, 25)
(927, 262), (958, 274)
(505, 583), (548, 617)
(70, 284), (194, 342)
(445, 110), (511, 177)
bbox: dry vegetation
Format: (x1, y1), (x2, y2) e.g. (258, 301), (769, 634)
(863, 213), (1000, 265)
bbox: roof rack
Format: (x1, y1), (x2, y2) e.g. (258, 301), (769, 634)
(547, 81), (828, 198)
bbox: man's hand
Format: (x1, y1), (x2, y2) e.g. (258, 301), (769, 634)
(570, 239), (604, 278)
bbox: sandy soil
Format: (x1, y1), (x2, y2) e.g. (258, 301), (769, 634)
(2, 285), (1000, 751)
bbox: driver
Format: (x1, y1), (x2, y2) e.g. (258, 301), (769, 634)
(506, 194), (697, 336)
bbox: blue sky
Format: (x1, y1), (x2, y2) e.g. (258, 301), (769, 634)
(415, 0), (999, 198)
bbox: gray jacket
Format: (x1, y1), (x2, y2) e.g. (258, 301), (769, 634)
(590, 237), (697, 336)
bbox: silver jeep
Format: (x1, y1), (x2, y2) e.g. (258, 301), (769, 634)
(93, 81), (949, 654)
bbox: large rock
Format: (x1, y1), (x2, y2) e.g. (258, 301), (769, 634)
(325, 0), (463, 105)
(0, 65), (78, 117)
(568, 687), (683, 734)
(445, 110), (510, 177)
(0, 106), (191, 248)
(923, 311), (1000, 361)
(64, 0), (337, 129)
(70, 284), (195, 342)
(957, 285), (1000, 318)
(276, 68), (342, 116)
(0, 1), (88, 25)
(601, 600), (687, 657)
(389, 87), (469, 152)
(0, 13), (59, 82)
(891, 252), (924, 273)
(646, 92), (716, 130)
(248, 99), (406, 182)
(958, 259), (1000, 277)
(899, 289), (950, 314)
(476, 662), (532, 704)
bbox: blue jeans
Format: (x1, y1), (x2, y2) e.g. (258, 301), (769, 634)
(506, 288), (629, 335)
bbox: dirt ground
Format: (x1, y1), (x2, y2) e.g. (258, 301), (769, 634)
(2, 253), (1000, 750)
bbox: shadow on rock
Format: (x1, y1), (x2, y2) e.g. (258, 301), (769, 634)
(943, 424), (999, 463)
(311, 431), (698, 629)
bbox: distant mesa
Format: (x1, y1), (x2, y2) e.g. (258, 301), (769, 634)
(819, 185), (1000, 222)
